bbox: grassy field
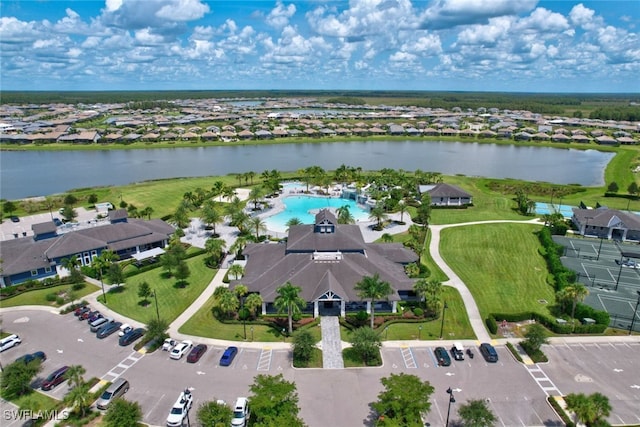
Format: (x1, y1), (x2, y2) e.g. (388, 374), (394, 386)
(439, 223), (555, 320)
(101, 254), (215, 324)
(0, 283), (99, 308)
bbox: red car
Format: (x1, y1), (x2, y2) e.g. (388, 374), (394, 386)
(41, 366), (69, 391)
(80, 310), (99, 321)
(74, 306), (90, 317)
(186, 344), (207, 363)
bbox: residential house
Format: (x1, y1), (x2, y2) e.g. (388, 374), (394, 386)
(418, 183), (473, 206)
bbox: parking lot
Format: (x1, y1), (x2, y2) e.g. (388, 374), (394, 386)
(0, 309), (565, 427)
(554, 236), (640, 332)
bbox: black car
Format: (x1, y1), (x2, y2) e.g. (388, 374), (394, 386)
(15, 351), (47, 364)
(119, 328), (146, 346)
(10, 216), (20, 223)
(96, 321), (123, 339)
(434, 346), (451, 366)
(186, 344), (207, 363)
(479, 343), (499, 363)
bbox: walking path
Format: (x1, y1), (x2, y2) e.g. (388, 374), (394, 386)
(319, 316), (344, 369)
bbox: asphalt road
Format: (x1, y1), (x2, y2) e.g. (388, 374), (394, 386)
(1, 309), (638, 426)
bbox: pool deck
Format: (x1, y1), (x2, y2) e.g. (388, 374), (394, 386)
(180, 184), (414, 249)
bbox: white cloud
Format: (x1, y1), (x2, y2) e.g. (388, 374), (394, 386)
(456, 16), (513, 45)
(67, 48), (82, 58)
(266, 1), (296, 29)
(156, 0), (210, 21)
(390, 51), (416, 62)
(419, 0), (537, 29)
(516, 8), (569, 33)
(400, 34), (442, 56)
(135, 28), (165, 44)
(569, 4), (594, 27)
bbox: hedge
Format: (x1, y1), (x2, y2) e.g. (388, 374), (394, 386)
(490, 311), (607, 335)
(547, 397), (575, 427)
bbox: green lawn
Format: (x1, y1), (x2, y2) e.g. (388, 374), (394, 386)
(439, 223), (555, 320)
(0, 283), (99, 308)
(101, 254), (216, 324)
(340, 286), (475, 341)
(179, 289), (322, 343)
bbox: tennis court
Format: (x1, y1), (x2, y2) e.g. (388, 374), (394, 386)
(535, 202), (575, 218)
(553, 235), (640, 332)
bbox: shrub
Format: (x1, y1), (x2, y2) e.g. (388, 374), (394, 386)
(45, 292), (58, 302)
(71, 282), (86, 291)
(486, 316), (498, 334)
(55, 296), (65, 305)
(413, 307), (424, 317)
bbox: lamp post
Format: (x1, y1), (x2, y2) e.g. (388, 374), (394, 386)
(152, 290), (160, 322)
(418, 325), (422, 340)
(445, 387), (455, 427)
(250, 326), (254, 342)
(597, 238), (603, 260)
(385, 327), (389, 340)
(629, 291), (640, 335)
(439, 302), (448, 339)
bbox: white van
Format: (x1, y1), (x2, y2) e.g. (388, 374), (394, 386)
(451, 342), (465, 361)
(231, 397), (250, 427)
(0, 334), (22, 352)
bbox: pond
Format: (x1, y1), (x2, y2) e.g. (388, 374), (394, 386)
(0, 140), (614, 199)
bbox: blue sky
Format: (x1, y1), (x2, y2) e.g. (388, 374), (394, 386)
(1, 0), (639, 92)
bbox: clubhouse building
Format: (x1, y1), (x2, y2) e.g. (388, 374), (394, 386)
(572, 207), (640, 241)
(0, 210), (174, 287)
(230, 209), (419, 317)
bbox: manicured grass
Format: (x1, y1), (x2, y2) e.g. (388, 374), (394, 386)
(439, 223), (555, 320)
(179, 292), (323, 343)
(0, 389), (59, 412)
(343, 347), (381, 367)
(100, 254), (216, 324)
(340, 288), (474, 341)
(0, 283), (99, 308)
(294, 348), (323, 368)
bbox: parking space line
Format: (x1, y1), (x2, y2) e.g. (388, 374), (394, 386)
(400, 346), (417, 369)
(257, 347), (272, 371)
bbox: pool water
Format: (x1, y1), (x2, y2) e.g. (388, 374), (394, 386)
(265, 195), (370, 232)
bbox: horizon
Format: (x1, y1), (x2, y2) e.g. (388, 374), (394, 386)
(2, 0), (639, 93)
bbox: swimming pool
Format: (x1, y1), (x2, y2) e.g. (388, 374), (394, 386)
(264, 195), (370, 233)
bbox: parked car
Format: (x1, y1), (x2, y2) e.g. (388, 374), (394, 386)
(479, 343), (499, 363)
(96, 377), (129, 410)
(166, 389), (193, 427)
(89, 317), (111, 332)
(80, 310), (100, 321)
(0, 334), (22, 352)
(169, 340), (194, 360)
(74, 305), (90, 317)
(41, 366), (69, 390)
(96, 321), (123, 339)
(434, 346), (451, 366)
(186, 344), (207, 363)
(119, 328), (146, 346)
(162, 338), (178, 351)
(219, 346), (238, 366)
(10, 216), (20, 223)
(450, 342), (465, 361)
(87, 311), (103, 323)
(53, 218), (63, 226)
(118, 324), (133, 337)
(231, 397), (250, 427)
(15, 351), (47, 364)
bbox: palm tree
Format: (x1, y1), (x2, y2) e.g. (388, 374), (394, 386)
(247, 171), (256, 185)
(369, 206), (388, 230)
(413, 279), (442, 314)
(64, 381), (91, 418)
(564, 284), (589, 331)
(248, 186), (264, 210)
(274, 281), (306, 334)
(355, 273), (392, 329)
(210, 180), (225, 200)
(216, 289), (239, 319)
(235, 284), (249, 339)
(245, 293), (263, 318)
(204, 237), (226, 267)
(397, 201), (409, 223)
(228, 264), (244, 280)
(61, 255), (80, 272)
(66, 365), (86, 389)
(336, 205), (355, 224)
(140, 206), (154, 220)
(285, 217), (302, 230)
(230, 236), (248, 259)
(202, 200), (223, 236)
(565, 393), (594, 425)
(249, 216), (267, 240)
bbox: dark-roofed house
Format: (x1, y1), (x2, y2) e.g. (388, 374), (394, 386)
(572, 208), (640, 241)
(231, 210), (418, 317)
(0, 213), (174, 287)
(418, 183), (473, 206)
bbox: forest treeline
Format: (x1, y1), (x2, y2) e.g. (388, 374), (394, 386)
(1, 90), (638, 120)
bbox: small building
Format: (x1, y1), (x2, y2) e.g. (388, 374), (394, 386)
(418, 183), (473, 207)
(572, 207), (640, 241)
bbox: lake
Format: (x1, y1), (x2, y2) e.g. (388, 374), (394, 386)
(0, 140), (614, 199)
